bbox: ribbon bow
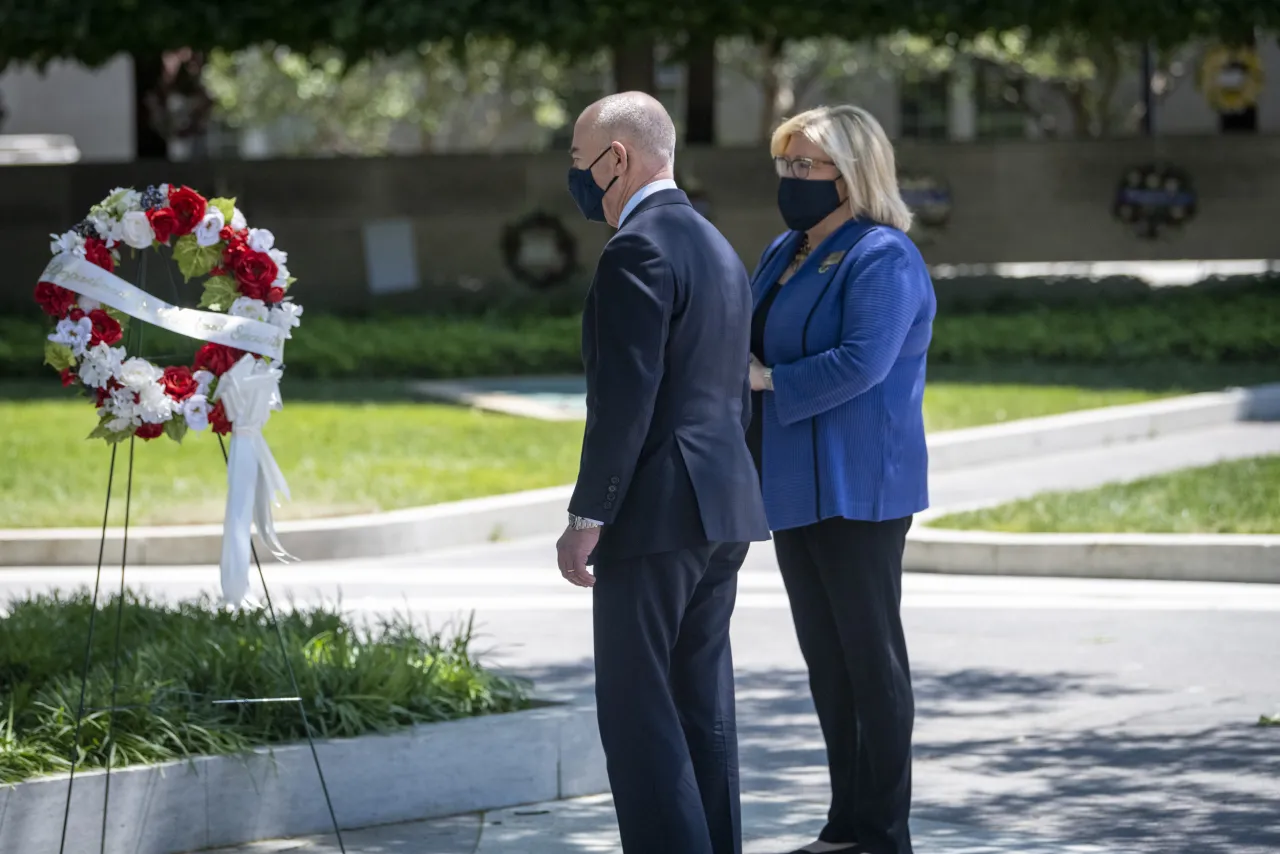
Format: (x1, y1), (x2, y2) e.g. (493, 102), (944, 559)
(213, 354), (298, 604)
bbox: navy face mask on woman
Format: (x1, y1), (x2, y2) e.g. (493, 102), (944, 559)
(777, 177), (844, 232)
(567, 148), (620, 223)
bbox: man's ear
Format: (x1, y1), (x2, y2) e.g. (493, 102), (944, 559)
(610, 141), (627, 174)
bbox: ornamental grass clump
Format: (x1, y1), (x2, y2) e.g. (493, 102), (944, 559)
(0, 590), (530, 784)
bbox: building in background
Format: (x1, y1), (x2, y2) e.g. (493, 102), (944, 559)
(2, 37), (1278, 162)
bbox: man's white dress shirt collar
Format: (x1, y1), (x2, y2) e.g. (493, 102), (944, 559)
(618, 179), (679, 227)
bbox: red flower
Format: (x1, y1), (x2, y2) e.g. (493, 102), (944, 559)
(87, 309), (123, 346)
(94, 387), (110, 407)
(168, 186), (208, 236)
(161, 365), (199, 401)
(232, 249), (277, 300)
(68, 308), (86, 322)
(266, 287), (285, 304)
(147, 207), (179, 244)
(194, 342), (244, 376)
(84, 238), (114, 273)
(34, 282), (78, 317)
(60, 368), (76, 387)
(135, 422), (165, 441)
(210, 401), (233, 435)
(219, 225), (242, 243)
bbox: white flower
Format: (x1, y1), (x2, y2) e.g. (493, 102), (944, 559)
(195, 209), (226, 248)
(135, 382), (174, 424)
(230, 208), (247, 231)
(78, 295), (101, 312)
(79, 343), (125, 388)
(229, 296), (269, 323)
(183, 395), (211, 432)
(193, 369), (215, 397)
(268, 301), (304, 337)
(103, 187), (141, 214)
(118, 357), (163, 391)
(49, 316), (94, 357)
(268, 248), (291, 288)
(50, 230), (85, 256)
(106, 387), (140, 424)
(90, 214), (123, 248)
(120, 210), (155, 250)
(106, 416), (136, 433)
(247, 228), (275, 253)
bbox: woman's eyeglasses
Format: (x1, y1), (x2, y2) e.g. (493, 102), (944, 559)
(774, 156), (837, 180)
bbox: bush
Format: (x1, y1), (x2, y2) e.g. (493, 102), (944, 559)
(3, 278), (1277, 381)
(0, 591), (530, 784)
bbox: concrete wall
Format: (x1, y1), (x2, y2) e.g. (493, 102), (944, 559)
(0, 57), (134, 162)
(2, 135), (1278, 314)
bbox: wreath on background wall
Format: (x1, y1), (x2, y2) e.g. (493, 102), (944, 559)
(501, 211), (577, 290)
(1199, 45), (1265, 114)
(35, 185), (303, 443)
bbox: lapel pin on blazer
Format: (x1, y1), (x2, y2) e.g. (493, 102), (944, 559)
(817, 251), (846, 274)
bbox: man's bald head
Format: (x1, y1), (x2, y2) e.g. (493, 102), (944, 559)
(579, 92), (677, 170)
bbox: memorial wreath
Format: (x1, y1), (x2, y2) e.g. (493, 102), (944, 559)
(33, 184), (304, 603)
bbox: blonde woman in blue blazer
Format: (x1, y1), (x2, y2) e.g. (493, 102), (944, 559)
(746, 105), (936, 854)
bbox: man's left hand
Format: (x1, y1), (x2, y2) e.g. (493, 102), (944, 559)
(556, 525), (600, 588)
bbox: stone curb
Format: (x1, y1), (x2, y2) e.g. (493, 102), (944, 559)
(2, 384), (1277, 569)
(0, 704), (608, 854)
(905, 526), (1280, 584)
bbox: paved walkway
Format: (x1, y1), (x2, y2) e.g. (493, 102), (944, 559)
(208, 795), (1130, 853)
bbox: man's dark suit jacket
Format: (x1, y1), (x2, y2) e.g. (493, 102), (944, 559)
(570, 188), (771, 562)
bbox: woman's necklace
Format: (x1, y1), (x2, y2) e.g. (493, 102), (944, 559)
(780, 236), (812, 285)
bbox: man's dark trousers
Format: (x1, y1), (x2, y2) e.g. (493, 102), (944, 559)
(594, 541), (750, 854)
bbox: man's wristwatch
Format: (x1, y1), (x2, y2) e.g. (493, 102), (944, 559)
(568, 514), (602, 530)
(762, 367), (774, 391)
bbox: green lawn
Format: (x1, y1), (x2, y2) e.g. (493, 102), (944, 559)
(0, 366), (1260, 528)
(0, 400), (585, 528)
(932, 455), (1280, 534)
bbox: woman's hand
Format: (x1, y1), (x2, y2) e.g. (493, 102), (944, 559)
(749, 355), (771, 392)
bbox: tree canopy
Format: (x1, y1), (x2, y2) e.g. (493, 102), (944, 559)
(2, 0), (1277, 70)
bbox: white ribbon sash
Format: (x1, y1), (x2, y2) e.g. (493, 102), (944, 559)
(40, 252), (296, 606)
(40, 253), (287, 361)
(213, 355), (299, 604)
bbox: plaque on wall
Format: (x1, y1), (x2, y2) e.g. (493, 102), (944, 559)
(501, 211), (577, 290)
(1113, 164), (1197, 239)
(899, 172), (952, 243)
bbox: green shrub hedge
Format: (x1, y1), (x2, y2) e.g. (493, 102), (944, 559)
(0, 591), (529, 783)
(3, 279), (1276, 380)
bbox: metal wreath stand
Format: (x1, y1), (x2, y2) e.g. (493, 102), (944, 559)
(55, 253), (347, 854)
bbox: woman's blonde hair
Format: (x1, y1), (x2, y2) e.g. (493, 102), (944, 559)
(771, 105), (913, 232)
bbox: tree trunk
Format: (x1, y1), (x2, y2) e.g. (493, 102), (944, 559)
(612, 39), (656, 94)
(758, 36), (784, 143)
(131, 51), (169, 160)
(685, 39), (716, 144)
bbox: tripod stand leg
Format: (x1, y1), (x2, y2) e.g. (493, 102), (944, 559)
(218, 434), (347, 854)
(98, 435), (136, 853)
(58, 443), (119, 854)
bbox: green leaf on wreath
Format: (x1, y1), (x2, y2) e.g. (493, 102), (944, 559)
(43, 341), (76, 371)
(173, 234), (223, 282)
(103, 426), (134, 445)
(87, 417), (114, 441)
(164, 417), (188, 444)
(208, 197), (236, 223)
(199, 276), (240, 311)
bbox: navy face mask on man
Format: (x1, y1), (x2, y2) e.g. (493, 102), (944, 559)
(567, 147), (620, 223)
(777, 176), (844, 232)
